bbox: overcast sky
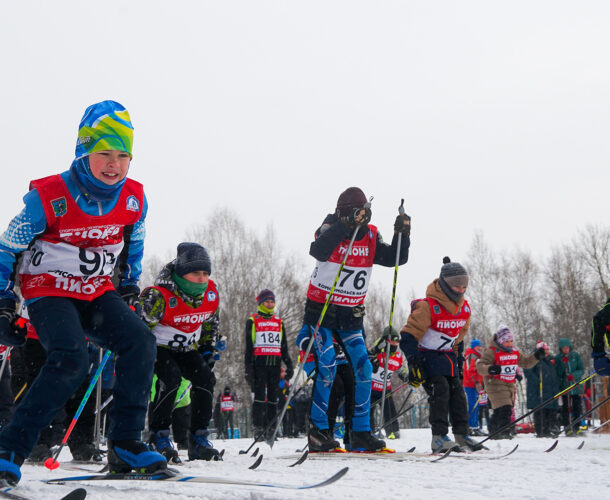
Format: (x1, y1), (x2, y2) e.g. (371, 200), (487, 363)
(1, 1), (609, 303)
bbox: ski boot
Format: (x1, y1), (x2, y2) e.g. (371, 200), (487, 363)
(188, 430), (221, 461)
(69, 442), (104, 462)
(107, 439), (167, 474)
(151, 430), (182, 464)
(349, 431), (386, 452)
(469, 427), (487, 437)
(431, 434), (463, 453)
(455, 434), (486, 451)
(0, 450), (24, 486)
(308, 424), (340, 452)
(26, 443), (51, 463)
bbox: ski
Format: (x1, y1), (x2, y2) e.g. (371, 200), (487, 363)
(46, 467), (349, 490)
(444, 444), (519, 461)
(288, 450), (308, 467)
(248, 455), (263, 470)
(0, 481), (86, 500)
(544, 440), (558, 453)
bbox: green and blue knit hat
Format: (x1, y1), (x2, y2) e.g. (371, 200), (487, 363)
(75, 100), (134, 159)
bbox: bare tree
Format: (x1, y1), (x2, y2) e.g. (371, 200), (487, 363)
(184, 208), (307, 421)
(491, 249), (545, 352)
(465, 231), (500, 344)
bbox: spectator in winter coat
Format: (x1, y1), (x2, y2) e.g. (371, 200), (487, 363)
(524, 342), (561, 438)
(463, 338), (485, 436)
(400, 257), (483, 453)
(476, 326), (543, 439)
(554, 338), (584, 434)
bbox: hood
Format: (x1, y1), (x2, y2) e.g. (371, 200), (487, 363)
(558, 338), (573, 350)
(426, 279), (465, 313)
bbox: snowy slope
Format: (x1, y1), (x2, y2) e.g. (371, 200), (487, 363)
(12, 429), (610, 500)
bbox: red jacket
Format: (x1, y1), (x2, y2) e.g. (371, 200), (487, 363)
(463, 347), (483, 388)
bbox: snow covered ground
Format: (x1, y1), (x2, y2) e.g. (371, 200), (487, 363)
(12, 428), (610, 500)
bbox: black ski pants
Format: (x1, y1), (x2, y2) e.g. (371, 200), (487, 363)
(327, 362), (355, 435)
(423, 375), (468, 436)
(252, 364), (281, 428)
(150, 347), (215, 433)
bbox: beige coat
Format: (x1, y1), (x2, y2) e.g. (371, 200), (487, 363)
(400, 279), (471, 356)
(476, 339), (538, 409)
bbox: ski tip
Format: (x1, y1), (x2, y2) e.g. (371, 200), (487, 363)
(251, 447), (259, 457)
(406, 446), (416, 453)
(544, 440), (558, 453)
(289, 451), (308, 467)
(61, 487), (87, 500)
(249, 455), (263, 470)
(311, 466), (349, 489)
(430, 448), (452, 463)
(577, 440), (585, 450)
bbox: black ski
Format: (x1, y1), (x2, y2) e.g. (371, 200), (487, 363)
(544, 440), (558, 453)
(46, 467), (349, 490)
(0, 481), (86, 500)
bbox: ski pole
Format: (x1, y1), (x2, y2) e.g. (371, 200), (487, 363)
(475, 371), (597, 447)
(592, 417), (610, 433)
(375, 387), (414, 435)
(240, 368), (316, 454)
(565, 393), (610, 435)
(44, 349), (113, 470)
(370, 381), (410, 409)
(375, 393), (429, 432)
(94, 348), (103, 452)
(267, 213), (368, 448)
(0, 347), (13, 382)
(379, 198), (405, 436)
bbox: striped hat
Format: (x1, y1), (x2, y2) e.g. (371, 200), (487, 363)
(256, 289), (275, 305)
(75, 100), (134, 159)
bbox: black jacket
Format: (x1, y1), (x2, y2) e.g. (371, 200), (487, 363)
(303, 215), (410, 331)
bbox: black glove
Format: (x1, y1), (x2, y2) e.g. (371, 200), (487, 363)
(285, 365), (294, 380)
(0, 299), (26, 347)
(118, 284), (142, 316)
(340, 207), (372, 230)
(370, 355), (380, 372)
(394, 214), (411, 237)
(534, 347), (546, 360)
(408, 357), (426, 388)
(488, 365), (502, 375)
(516, 372), (523, 382)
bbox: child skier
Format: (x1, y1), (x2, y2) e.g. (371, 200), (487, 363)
(0, 100), (166, 485)
(300, 187), (411, 452)
(400, 257), (482, 453)
(141, 242), (222, 462)
(476, 325), (544, 439)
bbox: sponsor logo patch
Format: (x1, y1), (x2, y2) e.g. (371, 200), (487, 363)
(433, 305), (441, 314)
(207, 291), (217, 301)
(51, 197), (67, 217)
(169, 297), (178, 308)
(126, 195), (139, 212)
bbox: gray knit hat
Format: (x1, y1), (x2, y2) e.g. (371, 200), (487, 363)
(174, 242), (212, 277)
(439, 256), (469, 288)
